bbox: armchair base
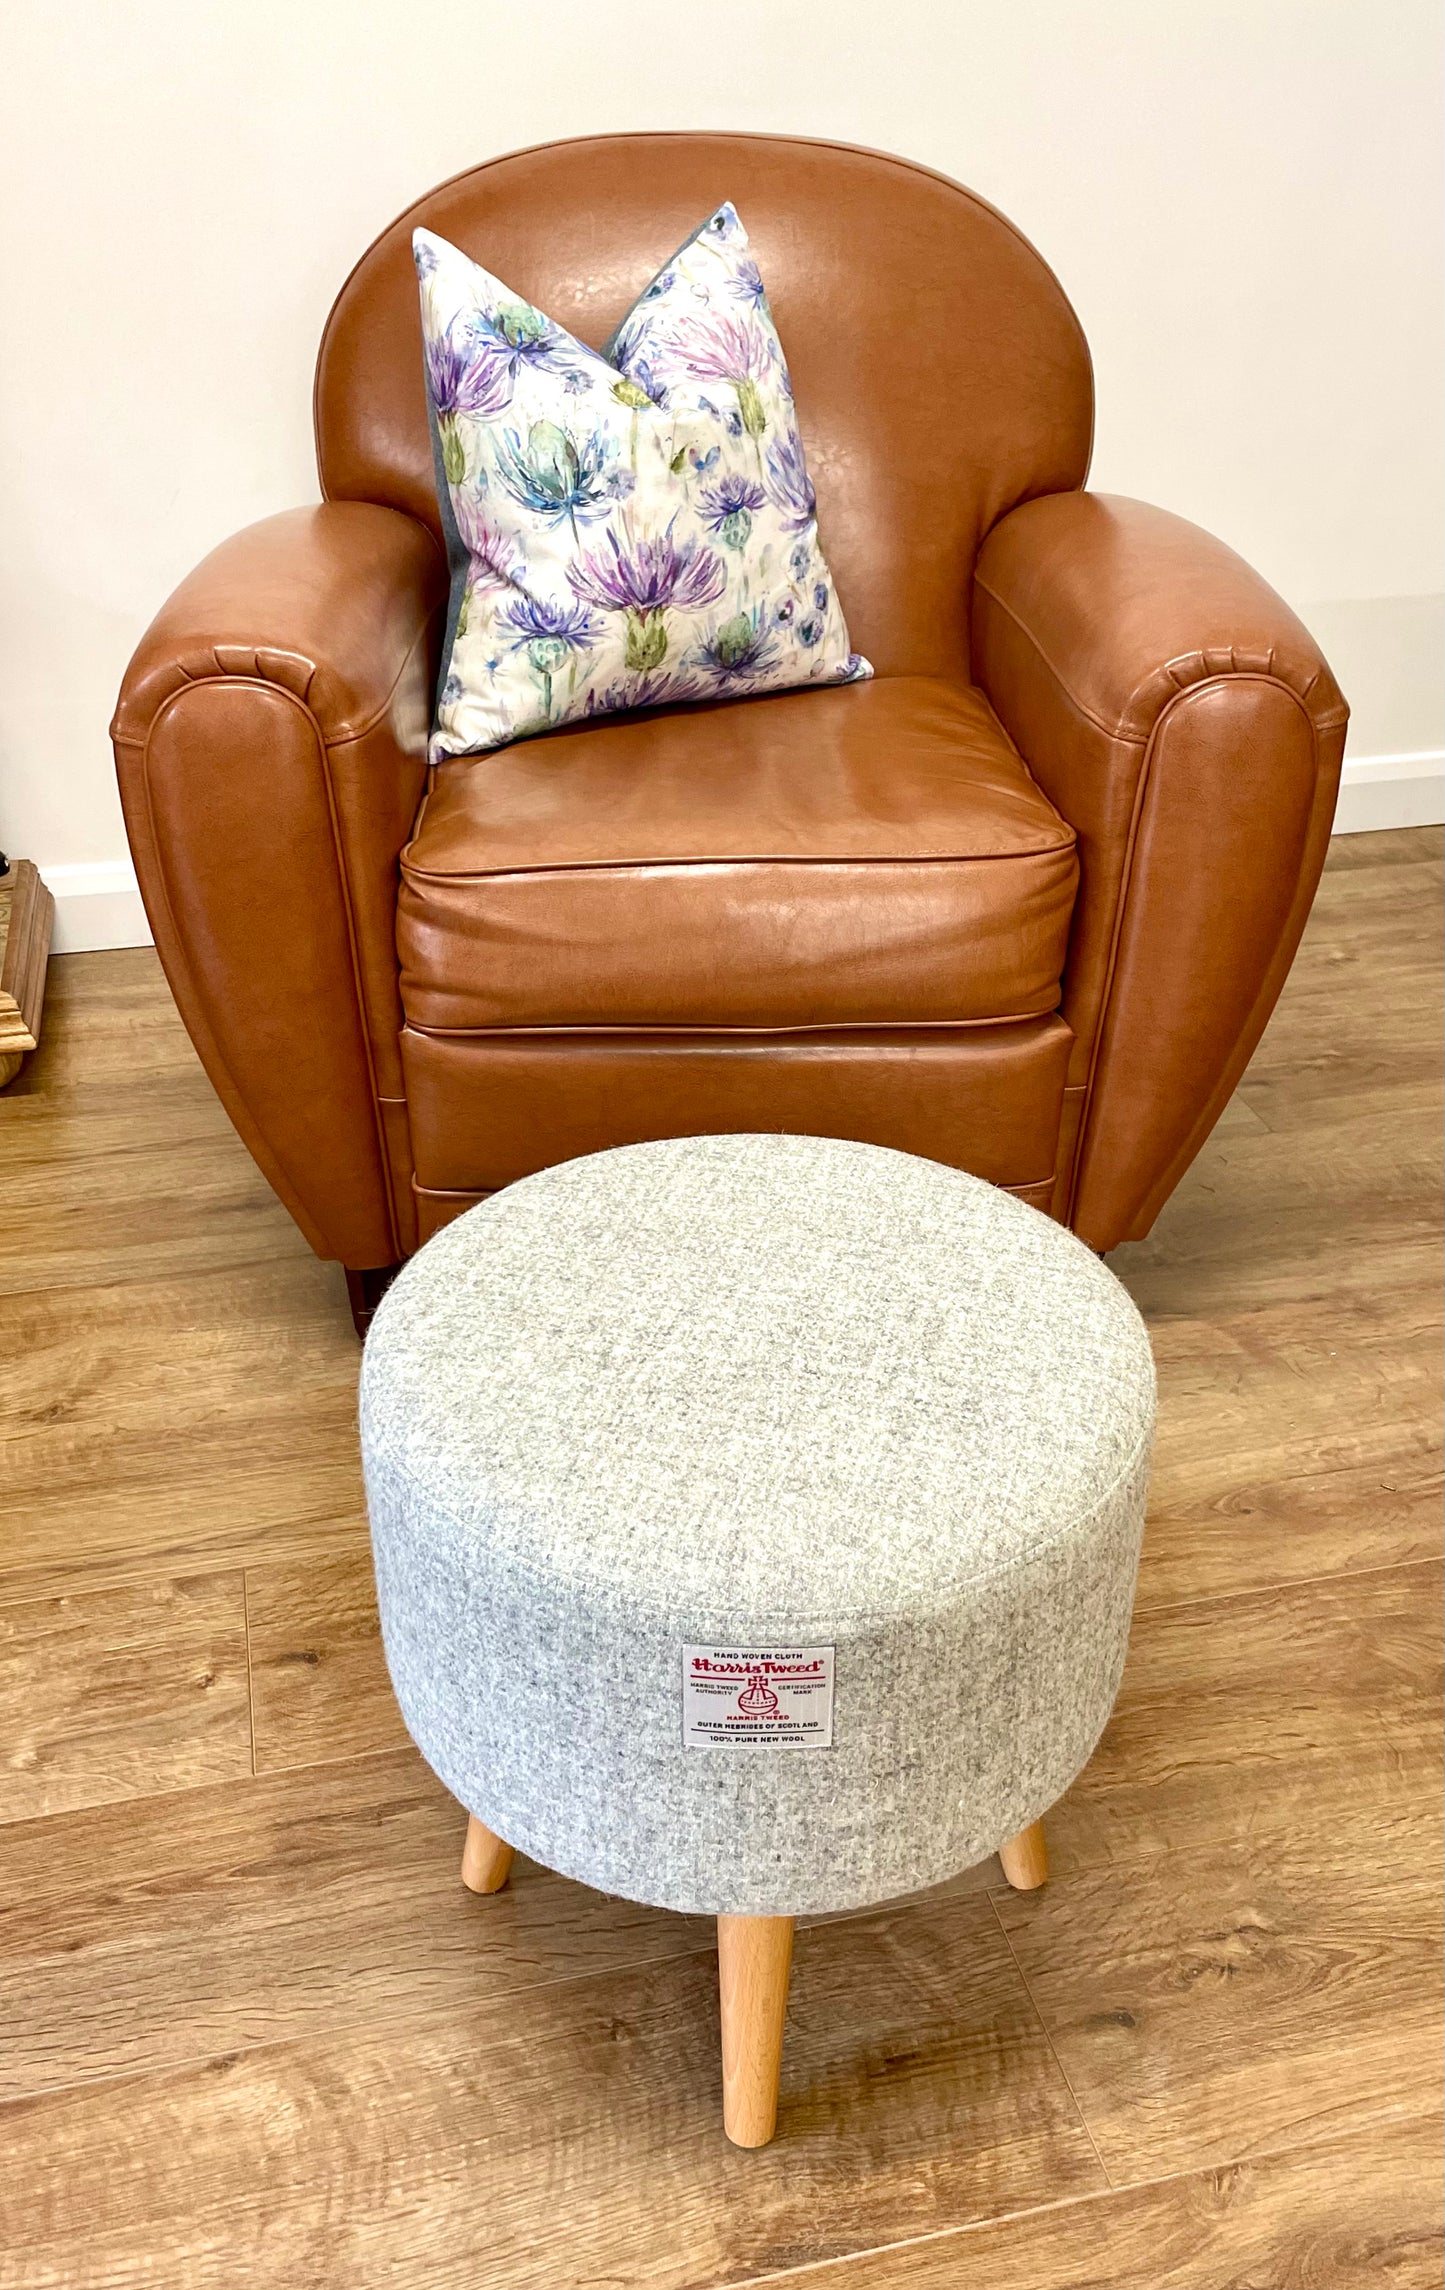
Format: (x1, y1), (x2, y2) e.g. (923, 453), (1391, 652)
(345, 1264), (402, 1341)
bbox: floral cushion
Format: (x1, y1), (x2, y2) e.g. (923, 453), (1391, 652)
(414, 205), (871, 760)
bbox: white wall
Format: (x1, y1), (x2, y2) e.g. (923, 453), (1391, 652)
(2, 0), (1440, 947)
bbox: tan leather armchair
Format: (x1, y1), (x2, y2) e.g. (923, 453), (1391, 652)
(112, 135), (1347, 1332)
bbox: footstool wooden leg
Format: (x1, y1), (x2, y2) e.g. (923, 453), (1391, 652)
(999, 1819), (1049, 1890)
(717, 1914), (794, 2148)
(461, 1816), (515, 1894)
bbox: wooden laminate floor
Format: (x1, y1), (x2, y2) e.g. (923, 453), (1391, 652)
(0, 829), (1440, 2288)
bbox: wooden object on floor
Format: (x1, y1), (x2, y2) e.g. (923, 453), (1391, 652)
(717, 1912), (795, 2147)
(461, 1816), (515, 1895)
(0, 857), (54, 1087)
(999, 1820), (1049, 1891)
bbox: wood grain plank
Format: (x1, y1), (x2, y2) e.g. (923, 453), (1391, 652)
(0, 946), (319, 1292)
(0, 1891), (1103, 2290)
(1320, 824), (1442, 872)
(0, 945), (252, 1162)
(4, 947), (212, 1089)
(0, 1257), (367, 1603)
(0, 1573), (251, 1823)
(0, 1133), (309, 1298)
(994, 1559), (1444, 2182)
(727, 2112), (1443, 2287)
(245, 1555), (408, 1771)
(993, 1823), (1442, 2182)
(1113, 1105), (1440, 1319)
(1113, 835), (1442, 1323)
(0, 1747), (719, 2101)
(1049, 1561), (1442, 1874)
(1133, 1279), (1442, 1609)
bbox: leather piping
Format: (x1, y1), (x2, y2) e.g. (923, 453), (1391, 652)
(1060, 670), (1324, 1227)
(972, 572), (1350, 742)
(413, 1171), (1063, 1211)
(401, 843), (1075, 880)
(109, 596), (443, 752)
(133, 673), (412, 1262)
(113, 721), (335, 1254)
(402, 1011), (1063, 1039)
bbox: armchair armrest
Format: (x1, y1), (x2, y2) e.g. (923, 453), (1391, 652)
(973, 492), (1347, 1247)
(112, 503), (447, 1265)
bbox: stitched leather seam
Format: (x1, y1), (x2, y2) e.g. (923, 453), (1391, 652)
(1065, 673), (1322, 1229)
(327, 600), (445, 746)
(146, 675), (402, 1261)
(113, 589), (443, 751)
(413, 1173), (1062, 1205)
(973, 574), (1349, 742)
(130, 724), (298, 1226)
(1123, 717), (1339, 1234)
(399, 845), (1077, 883)
(401, 1012), (1066, 1039)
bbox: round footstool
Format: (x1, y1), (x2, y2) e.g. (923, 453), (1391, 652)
(360, 1134), (1155, 2145)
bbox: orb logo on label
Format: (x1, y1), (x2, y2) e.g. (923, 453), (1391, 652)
(735, 1670), (780, 1718)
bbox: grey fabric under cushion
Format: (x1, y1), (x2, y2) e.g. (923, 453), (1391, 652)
(360, 1134), (1155, 1916)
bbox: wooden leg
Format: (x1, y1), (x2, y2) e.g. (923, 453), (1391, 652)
(461, 1815), (515, 1894)
(999, 1819), (1049, 1890)
(717, 1914), (794, 2148)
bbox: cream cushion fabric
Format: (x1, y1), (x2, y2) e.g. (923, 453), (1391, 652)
(415, 204), (869, 761)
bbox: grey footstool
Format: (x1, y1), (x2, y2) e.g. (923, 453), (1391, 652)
(360, 1134), (1155, 2145)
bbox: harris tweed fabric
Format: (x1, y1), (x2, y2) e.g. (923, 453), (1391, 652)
(360, 1134), (1155, 1915)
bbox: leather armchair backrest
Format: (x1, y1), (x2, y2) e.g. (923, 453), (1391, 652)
(315, 133), (1093, 679)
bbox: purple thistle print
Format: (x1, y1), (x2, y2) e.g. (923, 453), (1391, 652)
(698, 474), (767, 551)
(647, 308), (774, 387)
(727, 256), (769, 312)
(568, 516), (727, 615)
(767, 429), (817, 534)
(634, 308), (776, 454)
(417, 211), (871, 755)
(424, 325), (515, 483)
(496, 592), (601, 723)
(425, 328), (513, 419)
(583, 667), (708, 719)
(497, 593), (600, 652)
(569, 515), (726, 673)
(469, 298), (594, 388)
(452, 497), (524, 592)
(697, 607), (781, 685)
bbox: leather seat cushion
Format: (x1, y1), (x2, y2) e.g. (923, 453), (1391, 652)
(398, 675), (1078, 1031)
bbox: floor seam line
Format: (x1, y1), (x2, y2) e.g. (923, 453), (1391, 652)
(1131, 1548), (1442, 1621)
(240, 1570), (257, 1779)
(987, 1887), (1117, 2191)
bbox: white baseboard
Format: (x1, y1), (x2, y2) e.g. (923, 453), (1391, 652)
(39, 861), (153, 954)
(1331, 750), (1445, 834)
(32, 751), (1445, 953)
